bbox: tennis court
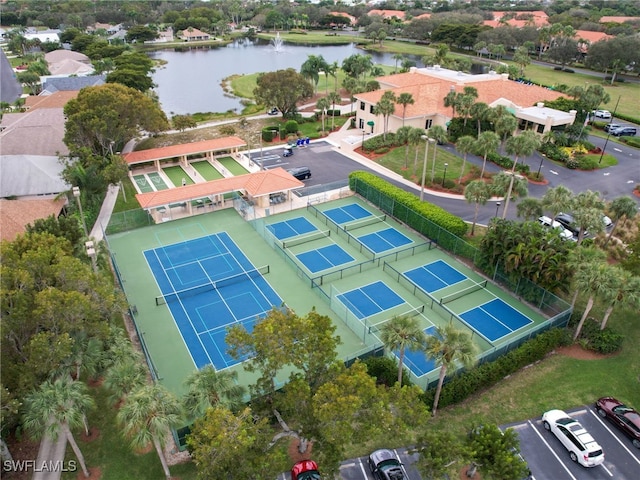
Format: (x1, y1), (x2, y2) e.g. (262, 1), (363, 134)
(404, 259), (467, 293)
(133, 175), (154, 193)
(459, 298), (533, 342)
(297, 243), (354, 273)
(144, 232), (281, 370)
(147, 172), (169, 190)
(395, 326), (437, 376)
(266, 217), (317, 240)
(357, 227), (413, 254)
(322, 203), (372, 224)
(336, 280), (405, 319)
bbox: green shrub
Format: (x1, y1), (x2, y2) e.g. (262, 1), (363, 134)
(577, 156), (599, 170)
(566, 159), (579, 169)
(219, 125), (236, 136)
(261, 128), (274, 142)
(424, 328), (570, 408)
(374, 147), (390, 154)
(622, 136), (640, 148)
(581, 141), (595, 151)
(349, 171), (468, 237)
(363, 356), (412, 387)
(284, 120), (299, 134)
(576, 318), (624, 354)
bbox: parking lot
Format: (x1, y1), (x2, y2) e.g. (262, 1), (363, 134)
(504, 406), (640, 480)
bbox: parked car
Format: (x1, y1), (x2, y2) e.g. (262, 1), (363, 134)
(593, 109), (612, 119)
(554, 213), (583, 238)
(595, 397), (640, 448)
(542, 409), (605, 467)
(367, 449), (407, 480)
(291, 460), (321, 480)
(604, 123), (622, 133)
(602, 215), (613, 228)
(283, 147), (294, 157)
(538, 216), (575, 241)
(287, 166), (311, 180)
(267, 107), (279, 115)
(611, 126), (637, 137)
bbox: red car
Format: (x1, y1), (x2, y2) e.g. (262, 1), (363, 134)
(596, 397), (640, 448)
(291, 460), (321, 480)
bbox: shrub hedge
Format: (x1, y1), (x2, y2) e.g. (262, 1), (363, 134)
(423, 328), (570, 409)
(577, 319), (624, 354)
(363, 356), (413, 388)
(348, 171), (468, 237)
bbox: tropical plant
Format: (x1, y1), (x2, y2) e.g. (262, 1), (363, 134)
(604, 196), (638, 247)
(23, 378), (95, 478)
(316, 97), (330, 134)
(455, 136), (476, 183)
(464, 181), (492, 236)
(542, 185), (573, 219)
(183, 365), (246, 418)
(475, 131), (500, 179)
(516, 198), (543, 221)
(502, 131), (540, 219)
(326, 91), (341, 131)
(380, 316), (426, 385)
(570, 190), (606, 244)
(598, 268), (640, 330)
(103, 356), (147, 406)
(428, 126), (448, 182)
(396, 92), (415, 126)
(425, 325), (476, 416)
(572, 261), (611, 341)
(374, 90), (397, 141)
(117, 384), (183, 479)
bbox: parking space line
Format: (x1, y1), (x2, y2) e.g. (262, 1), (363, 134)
(589, 409), (640, 466)
(528, 420), (578, 480)
(356, 457), (369, 479)
(393, 449), (410, 478)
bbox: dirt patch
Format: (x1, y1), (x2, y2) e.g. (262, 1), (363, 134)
(555, 344), (612, 360)
(288, 438), (314, 464)
(80, 427), (101, 443)
(2, 435), (40, 480)
(459, 465), (482, 479)
(77, 466), (102, 480)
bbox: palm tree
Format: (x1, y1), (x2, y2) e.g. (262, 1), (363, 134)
(475, 131), (500, 179)
(493, 171), (528, 219)
(396, 92), (415, 126)
(103, 357), (147, 406)
(23, 378), (95, 478)
(425, 325), (476, 416)
(444, 89), (458, 117)
(464, 180), (492, 235)
(516, 198), (543, 221)
(118, 384), (183, 479)
(604, 196), (637, 247)
(316, 97), (330, 134)
(327, 91), (342, 131)
(395, 126), (412, 168)
(469, 102), (489, 136)
(502, 131), (540, 219)
(542, 185), (573, 220)
(567, 247), (607, 308)
(374, 90), (396, 141)
(572, 261), (610, 341)
(494, 114), (518, 154)
(380, 316), (426, 385)
(571, 190), (606, 244)
(183, 365), (246, 418)
(409, 127), (426, 174)
(599, 268), (640, 330)
(55, 332), (103, 381)
(393, 53), (404, 73)
(455, 136), (475, 183)
(428, 126), (447, 182)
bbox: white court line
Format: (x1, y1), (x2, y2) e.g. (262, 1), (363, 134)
(590, 408), (640, 466)
(357, 457), (369, 479)
(528, 420), (578, 480)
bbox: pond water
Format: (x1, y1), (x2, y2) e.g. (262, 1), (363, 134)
(148, 39), (417, 115)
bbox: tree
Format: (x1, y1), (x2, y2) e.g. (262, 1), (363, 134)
(502, 131), (540, 219)
(494, 114), (518, 154)
(465, 181), (492, 236)
(103, 356), (147, 407)
(428, 126), (448, 182)
(64, 83), (168, 156)
(599, 268), (640, 330)
(513, 46), (531, 77)
(475, 131), (500, 179)
(341, 54), (373, 83)
(470, 102), (490, 137)
(516, 198), (543, 221)
(380, 316), (426, 385)
(396, 92), (415, 126)
(425, 325), (476, 416)
(17, 71), (41, 95)
(393, 53), (404, 73)
(467, 424), (530, 480)
(494, 171), (529, 220)
(342, 77), (361, 116)
(604, 196), (637, 247)
(570, 190), (605, 244)
(117, 384), (183, 479)
(413, 430), (464, 479)
(106, 69), (154, 92)
(374, 90), (396, 141)
(327, 91), (341, 131)
(254, 69), (313, 118)
(125, 25), (158, 43)
(23, 378), (95, 478)
(444, 89), (458, 117)
(572, 261), (610, 341)
(585, 36), (640, 84)
(455, 136), (475, 183)
(183, 365), (245, 418)
(300, 54), (329, 94)
(172, 114), (197, 132)
(316, 97), (330, 134)
(542, 185), (573, 220)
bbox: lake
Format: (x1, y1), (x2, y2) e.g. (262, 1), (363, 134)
(148, 39), (412, 115)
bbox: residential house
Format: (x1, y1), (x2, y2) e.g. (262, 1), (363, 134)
(44, 50), (94, 77)
(368, 10), (406, 21)
(0, 49), (22, 104)
(0, 198), (67, 242)
(352, 66), (573, 141)
(599, 16), (640, 24)
(483, 10), (549, 29)
(24, 28), (61, 43)
(179, 28), (210, 42)
(574, 30), (614, 54)
(40, 75), (105, 95)
(329, 12), (357, 27)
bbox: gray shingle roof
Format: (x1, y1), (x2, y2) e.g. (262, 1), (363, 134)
(0, 155), (70, 197)
(42, 75), (106, 93)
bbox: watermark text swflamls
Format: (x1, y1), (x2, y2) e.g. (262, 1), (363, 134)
(3, 460), (78, 472)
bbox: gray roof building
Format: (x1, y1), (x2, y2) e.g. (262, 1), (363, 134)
(0, 50), (22, 104)
(0, 155), (70, 198)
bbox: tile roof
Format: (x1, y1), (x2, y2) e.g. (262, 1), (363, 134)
(134, 167), (303, 209)
(123, 137), (247, 165)
(485, 10), (549, 28)
(44, 50), (91, 64)
(0, 109), (68, 156)
(23, 91), (78, 110)
(575, 30), (613, 44)
(599, 16), (640, 23)
(42, 75), (105, 93)
(368, 9), (406, 20)
(0, 198), (66, 242)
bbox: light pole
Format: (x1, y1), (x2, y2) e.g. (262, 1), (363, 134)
(73, 187), (88, 238)
(362, 129), (366, 151)
(419, 135), (433, 201)
(85, 241), (97, 273)
(495, 202), (501, 218)
(430, 137), (438, 182)
(442, 163), (448, 187)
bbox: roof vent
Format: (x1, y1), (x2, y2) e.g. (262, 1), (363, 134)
(537, 102), (544, 108)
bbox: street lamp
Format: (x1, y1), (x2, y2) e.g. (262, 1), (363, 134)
(442, 163), (448, 187)
(495, 202), (501, 218)
(73, 187), (88, 238)
(362, 128), (366, 151)
(85, 241), (97, 273)
(419, 135), (434, 201)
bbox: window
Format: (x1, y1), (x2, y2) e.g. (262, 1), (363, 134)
(359, 118), (364, 129)
(425, 119), (433, 129)
(360, 102), (365, 110)
(370, 105), (375, 114)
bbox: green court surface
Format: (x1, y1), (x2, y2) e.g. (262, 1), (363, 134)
(218, 156), (249, 175)
(192, 160), (224, 181)
(147, 172), (169, 190)
(107, 196), (560, 397)
(133, 175), (154, 193)
(163, 166), (194, 186)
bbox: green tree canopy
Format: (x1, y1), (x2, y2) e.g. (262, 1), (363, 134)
(253, 69), (313, 118)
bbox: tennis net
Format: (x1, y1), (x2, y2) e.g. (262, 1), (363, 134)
(282, 229), (331, 248)
(155, 265), (270, 305)
(343, 214), (387, 232)
(439, 279), (487, 305)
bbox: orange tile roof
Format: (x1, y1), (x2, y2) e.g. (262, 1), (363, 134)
(134, 168), (303, 209)
(368, 9), (406, 20)
(575, 30), (613, 44)
(599, 16), (640, 23)
(23, 91), (78, 110)
(487, 10), (549, 28)
(0, 198), (66, 242)
(123, 137), (247, 165)
(330, 12), (357, 24)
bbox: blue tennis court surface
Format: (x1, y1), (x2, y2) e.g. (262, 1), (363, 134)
(404, 260), (467, 293)
(395, 326), (437, 376)
(267, 217), (317, 240)
(337, 281), (404, 319)
(358, 227), (413, 254)
(460, 298), (533, 342)
(144, 232), (282, 370)
(297, 244), (354, 273)
(322, 203), (372, 225)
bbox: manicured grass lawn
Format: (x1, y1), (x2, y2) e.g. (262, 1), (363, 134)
(163, 166), (193, 187)
(193, 160), (225, 180)
(113, 179), (142, 213)
(258, 31), (370, 46)
(218, 156), (249, 175)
